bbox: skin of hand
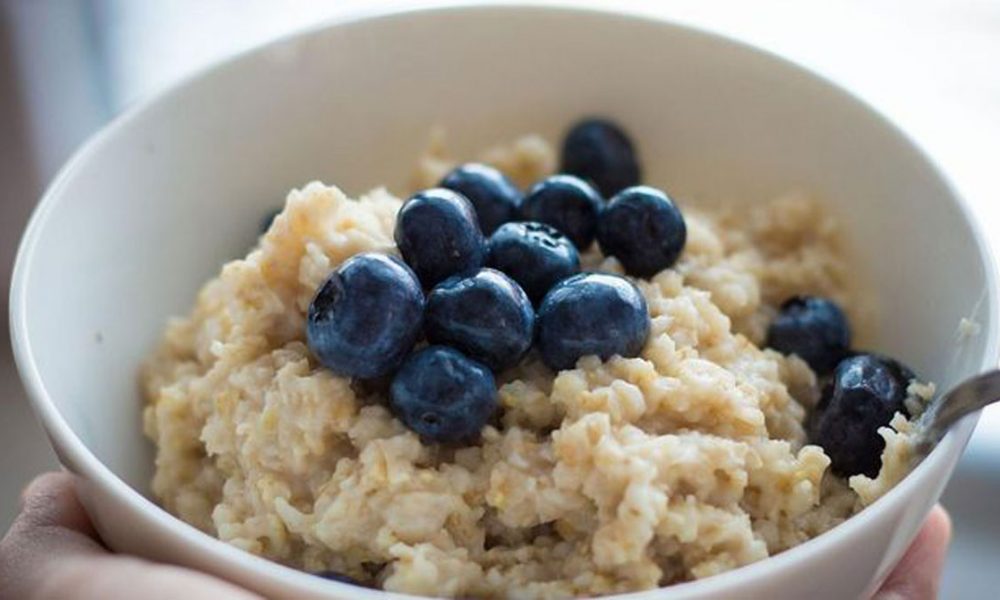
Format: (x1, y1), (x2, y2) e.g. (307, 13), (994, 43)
(874, 505), (952, 600)
(0, 473), (261, 600)
(0, 472), (952, 600)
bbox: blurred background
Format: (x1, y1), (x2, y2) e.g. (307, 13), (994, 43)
(1, 0), (997, 597)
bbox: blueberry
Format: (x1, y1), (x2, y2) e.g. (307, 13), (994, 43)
(394, 188), (486, 288)
(596, 186), (687, 278)
(810, 354), (911, 477)
(767, 296), (851, 374)
(440, 163), (522, 235)
(315, 571), (363, 586)
(486, 222), (580, 306)
(536, 273), (649, 371)
(260, 207), (282, 234)
(560, 118), (641, 197)
(307, 253), (424, 379)
(425, 269), (534, 371)
(519, 175), (603, 249)
(389, 346), (497, 444)
(845, 350), (917, 387)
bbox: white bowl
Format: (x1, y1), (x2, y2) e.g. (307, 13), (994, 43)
(10, 4), (999, 599)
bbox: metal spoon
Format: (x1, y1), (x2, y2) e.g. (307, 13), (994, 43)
(912, 369), (1000, 458)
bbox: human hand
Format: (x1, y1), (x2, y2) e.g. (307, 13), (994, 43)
(0, 472), (951, 600)
(874, 504), (952, 599)
(0, 472), (261, 599)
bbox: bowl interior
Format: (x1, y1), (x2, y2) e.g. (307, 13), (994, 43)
(14, 4), (996, 521)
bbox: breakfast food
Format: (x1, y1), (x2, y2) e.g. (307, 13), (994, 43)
(812, 354), (918, 477)
(520, 175), (604, 249)
(766, 297), (851, 375)
(485, 222), (580, 306)
(597, 186), (688, 279)
(424, 269), (535, 372)
(307, 253), (425, 379)
(395, 188), (487, 288)
(536, 273), (650, 371)
(560, 118), (641, 196)
(142, 118), (932, 597)
(390, 345), (498, 444)
(440, 163), (522, 235)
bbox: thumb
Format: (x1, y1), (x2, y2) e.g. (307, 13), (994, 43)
(874, 505), (952, 600)
(0, 472), (107, 593)
(0, 472), (262, 600)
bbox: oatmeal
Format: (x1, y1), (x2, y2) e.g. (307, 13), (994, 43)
(142, 132), (922, 598)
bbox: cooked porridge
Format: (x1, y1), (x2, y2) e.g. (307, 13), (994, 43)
(142, 127), (930, 598)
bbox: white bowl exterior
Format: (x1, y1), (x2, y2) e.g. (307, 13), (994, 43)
(10, 4), (999, 600)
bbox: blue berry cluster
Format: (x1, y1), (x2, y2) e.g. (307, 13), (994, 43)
(288, 117), (925, 587)
(765, 296), (921, 476)
(305, 117), (689, 451)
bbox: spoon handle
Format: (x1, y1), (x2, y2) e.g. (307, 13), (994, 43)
(915, 369), (1000, 455)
